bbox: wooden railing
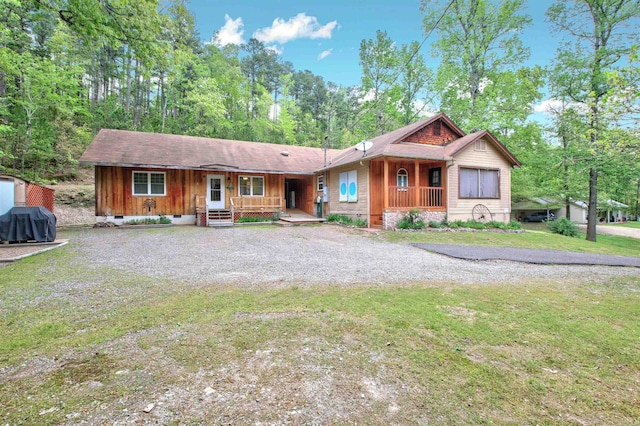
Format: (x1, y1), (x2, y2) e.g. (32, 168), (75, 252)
(388, 186), (444, 209)
(230, 196), (283, 211)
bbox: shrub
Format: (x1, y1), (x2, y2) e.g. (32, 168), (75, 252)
(396, 210), (425, 230)
(486, 220), (506, 229)
(548, 217), (580, 237)
(428, 220), (443, 228)
(236, 216), (268, 223)
(506, 220), (523, 230)
(327, 214), (367, 227)
(124, 215), (171, 225)
(463, 220), (485, 230)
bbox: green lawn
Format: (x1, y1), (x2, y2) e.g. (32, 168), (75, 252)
(601, 221), (640, 229)
(382, 224), (640, 257)
(0, 236), (638, 424)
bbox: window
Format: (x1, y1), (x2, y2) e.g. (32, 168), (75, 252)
(317, 175), (324, 191)
(459, 167), (499, 199)
(474, 140), (487, 151)
(397, 168), (408, 188)
(429, 168), (441, 187)
(133, 171), (165, 196)
(238, 176), (264, 196)
(339, 170), (358, 202)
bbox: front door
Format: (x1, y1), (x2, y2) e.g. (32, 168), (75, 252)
(207, 175), (225, 209)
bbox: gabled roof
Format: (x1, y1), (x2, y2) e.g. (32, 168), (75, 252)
(443, 130), (521, 167)
(80, 129), (341, 175)
(322, 113), (520, 170)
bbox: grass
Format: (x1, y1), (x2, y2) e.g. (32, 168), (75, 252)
(0, 242), (638, 424)
(384, 223), (640, 257)
(601, 220), (640, 229)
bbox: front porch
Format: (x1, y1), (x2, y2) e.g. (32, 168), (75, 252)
(370, 158), (447, 228)
(196, 195), (284, 226)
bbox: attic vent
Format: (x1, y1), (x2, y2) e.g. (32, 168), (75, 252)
(474, 140), (487, 151)
(280, 151), (290, 157)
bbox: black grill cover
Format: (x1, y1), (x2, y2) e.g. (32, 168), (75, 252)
(0, 206), (57, 243)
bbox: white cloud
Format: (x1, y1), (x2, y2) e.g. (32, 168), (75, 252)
(213, 14), (245, 47)
(318, 49), (333, 60)
(534, 98), (588, 115)
(266, 45), (284, 55)
(253, 13), (338, 44)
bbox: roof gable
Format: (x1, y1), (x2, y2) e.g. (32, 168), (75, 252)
(402, 116), (463, 146)
(443, 130), (521, 167)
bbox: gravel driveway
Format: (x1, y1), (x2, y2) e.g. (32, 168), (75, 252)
(62, 225), (639, 287)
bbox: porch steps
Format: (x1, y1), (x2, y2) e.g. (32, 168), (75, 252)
(207, 209), (233, 227)
(370, 214), (383, 229)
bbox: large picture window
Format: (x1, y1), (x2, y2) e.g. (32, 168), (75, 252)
(459, 167), (499, 199)
(133, 171), (165, 196)
(239, 176), (264, 196)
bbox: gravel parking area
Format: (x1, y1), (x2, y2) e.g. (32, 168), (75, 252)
(61, 225), (640, 288)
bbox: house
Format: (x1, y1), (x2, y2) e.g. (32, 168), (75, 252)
(79, 113), (521, 229)
(0, 174), (55, 215)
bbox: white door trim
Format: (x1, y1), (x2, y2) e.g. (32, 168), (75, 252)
(206, 175), (225, 209)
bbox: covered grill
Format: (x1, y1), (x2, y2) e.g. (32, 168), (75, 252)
(0, 206), (57, 243)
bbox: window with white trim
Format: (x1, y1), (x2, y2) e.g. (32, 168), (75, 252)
(397, 168), (408, 187)
(238, 176), (264, 196)
(133, 171), (166, 196)
(459, 168), (499, 199)
(317, 175), (324, 191)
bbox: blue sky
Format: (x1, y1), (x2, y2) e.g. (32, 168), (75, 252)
(186, 0), (561, 112)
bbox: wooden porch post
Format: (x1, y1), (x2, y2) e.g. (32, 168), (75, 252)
(414, 160), (420, 207)
(383, 158), (389, 209)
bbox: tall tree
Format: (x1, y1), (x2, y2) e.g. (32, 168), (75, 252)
(547, 0), (640, 241)
(420, 0), (536, 131)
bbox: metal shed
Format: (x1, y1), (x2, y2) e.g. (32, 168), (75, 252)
(0, 174), (54, 215)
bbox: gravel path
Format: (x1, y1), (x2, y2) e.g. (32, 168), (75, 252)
(414, 243), (640, 267)
(59, 225), (640, 288)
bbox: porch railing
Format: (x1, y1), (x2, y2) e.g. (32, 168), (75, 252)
(230, 196), (284, 211)
(388, 186), (444, 209)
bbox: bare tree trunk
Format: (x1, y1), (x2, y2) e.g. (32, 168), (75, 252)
(586, 167), (598, 242)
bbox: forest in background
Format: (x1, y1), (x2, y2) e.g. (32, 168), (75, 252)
(1, 0), (639, 234)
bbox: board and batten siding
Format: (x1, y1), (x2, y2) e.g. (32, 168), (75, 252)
(447, 139), (513, 223)
(326, 162), (369, 220)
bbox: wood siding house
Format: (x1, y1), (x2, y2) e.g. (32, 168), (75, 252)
(80, 114), (520, 228)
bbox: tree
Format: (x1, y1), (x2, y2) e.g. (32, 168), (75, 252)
(420, 0), (536, 131)
(547, 0), (640, 241)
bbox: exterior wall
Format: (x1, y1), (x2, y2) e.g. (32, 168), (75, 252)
(447, 139), (513, 223)
(557, 204), (587, 224)
(383, 211), (446, 230)
(0, 175), (54, 212)
(326, 162), (369, 223)
(95, 166), (297, 223)
(404, 120), (458, 145)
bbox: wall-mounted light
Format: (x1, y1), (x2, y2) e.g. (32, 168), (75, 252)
(226, 176), (234, 191)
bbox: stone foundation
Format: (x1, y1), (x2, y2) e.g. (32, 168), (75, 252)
(383, 210), (446, 230)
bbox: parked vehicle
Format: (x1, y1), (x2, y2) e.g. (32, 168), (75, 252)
(522, 212), (556, 222)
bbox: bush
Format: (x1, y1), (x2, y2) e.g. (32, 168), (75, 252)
(486, 220), (506, 229)
(428, 220), (443, 228)
(124, 215), (171, 225)
(548, 217), (580, 237)
(506, 220), (523, 230)
(326, 214), (367, 228)
(464, 220), (485, 230)
(396, 210), (425, 230)
(236, 216), (270, 223)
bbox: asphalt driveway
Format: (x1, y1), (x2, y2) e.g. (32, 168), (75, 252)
(413, 243), (640, 267)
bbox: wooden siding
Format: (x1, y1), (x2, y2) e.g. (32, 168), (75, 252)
(446, 139), (513, 223)
(326, 162), (369, 218)
(95, 166), (291, 217)
(404, 119), (458, 145)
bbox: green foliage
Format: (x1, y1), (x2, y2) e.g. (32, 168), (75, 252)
(506, 220), (523, 230)
(428, 220), (443, 228)
(464, 220), (485, 230)
(124, 216), (172, 225)
(547, 217), (580, 237)
(326, 214), (367, 228)
(236, 216), (276, 223)
(396, 210), (426, 229)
